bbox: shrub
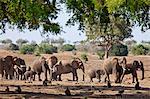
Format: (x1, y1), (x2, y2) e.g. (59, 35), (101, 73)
(110, 44), (128, 56)
(38, 43), (57, 54)
(61, 44), (76, 51)
(8, 43), (19, 50)
(131, 44), (149, 55)
(20, 44), (36, 54)
(97, 50), (105, 59)
(81, 53), (88, 63)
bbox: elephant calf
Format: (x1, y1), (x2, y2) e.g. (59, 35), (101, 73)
(88, 68), (105, 82)
(24, 70), (35, 83)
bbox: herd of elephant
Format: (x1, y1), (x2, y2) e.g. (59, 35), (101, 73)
(0, 55), (144, 87)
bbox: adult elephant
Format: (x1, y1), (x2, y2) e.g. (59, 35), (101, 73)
(0, 56), (14, 79)
(120, 57), (144, 83)
(46, 56), (58, 81)
(103, 58), (123, 84)
(52, 57), (85, 81)
(13, 57), (27, 80)
(31, 56), (50, 81)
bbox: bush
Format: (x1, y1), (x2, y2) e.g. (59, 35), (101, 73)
(61, 44), (76, 51)
(20, 44), (36, 54)
(81, 53), (88, 63)
(38, 43), (57, 54)
(9, 43), (19, 50)
(110, 44), (128, 56)
(131, 44), (149, 55)
(97, 50), (105, 59)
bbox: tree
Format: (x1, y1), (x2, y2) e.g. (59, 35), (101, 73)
(64, 0), (149, 32)
(0, 39), (12, 44)
(61, 44), (76, 51)
(0, 0), (61, 34)
(125, 39), (137, 52)
(30, 40), (38, 46)
(110, 43), (128, 56)
(131, 44), (149, 55)
(16, 39), (29, 47)
(50, 37), (65, 45)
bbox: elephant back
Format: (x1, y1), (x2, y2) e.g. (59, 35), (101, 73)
(103, 58), (119, 74)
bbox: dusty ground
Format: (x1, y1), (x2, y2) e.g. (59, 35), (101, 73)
(0, 50), (150, 99)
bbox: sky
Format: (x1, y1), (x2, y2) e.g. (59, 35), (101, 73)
(0, 5), (150, 44)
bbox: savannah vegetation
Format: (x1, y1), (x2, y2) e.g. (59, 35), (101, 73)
(0, 0), (149, 59)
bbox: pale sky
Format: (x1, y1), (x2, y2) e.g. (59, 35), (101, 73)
(0, 5), (149, 44)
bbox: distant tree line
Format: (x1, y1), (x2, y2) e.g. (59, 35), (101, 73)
(0, 38), (150, 58)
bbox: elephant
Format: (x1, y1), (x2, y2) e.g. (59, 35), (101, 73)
(103, 58), (123, 84)
(0, 56), (14, 79)
(13, 57), (27, 80)
(24, 70), (36, 83)
(88, 68), (105, 82)
(46, 56), (58, 81)
(31, 56), (50, 81)
(52, 57), (85, 81)
(120, 57), (144, 83)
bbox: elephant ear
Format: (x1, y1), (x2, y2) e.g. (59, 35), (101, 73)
(72, 60), (79, 69)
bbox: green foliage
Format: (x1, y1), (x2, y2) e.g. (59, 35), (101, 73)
(34, 47), (41, 56)
(20, 44), (36, 54)
(97, 50), (105, 60)
(110, 43), (128, 56)
(81, 53), (88, 62)
(64, 0), (149, 32)
(131, 44), (149, 55)
(61, 44), (76, 51)
(38, 43), (57, 54)
(0, 0), (61, 34)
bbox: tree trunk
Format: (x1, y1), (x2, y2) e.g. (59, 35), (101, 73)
(104, 49), (109, 59)
(104, 45), (112, 59)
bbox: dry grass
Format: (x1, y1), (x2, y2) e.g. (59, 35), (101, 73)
(0, 50), (150, 98)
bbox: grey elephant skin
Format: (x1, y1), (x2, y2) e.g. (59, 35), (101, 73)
(13, 57), (27, 80)
(0, 56), (14, 79)
(88, 68), (105, 82)
(103, 58), (123, 84)
(120, 57), (144, 83)
(52, 58), (85, 81)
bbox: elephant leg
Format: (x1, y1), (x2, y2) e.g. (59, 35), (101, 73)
(21, 74), (23, 80)
(44, 70), (48, 81)
(10, 75), (13, 80)
(132, 70), (138, 83)
(115, 72), (120, 83)
(72, 72), (75, 81)
(5, 73), (8, 79)
(120, 71), (126, 83)
(134, 71), (138, 83)
(33, 74), (35, 81)
(72, 69), (78, 81)
(141, 68), (144, 80)
(96, 72), (101, 82)
(98, 75), (101, 82)
(58, 74), (62, 81)
(75, 70), (78, 81)
(90, 77), (93, 82)
(38, 73), (42, 81)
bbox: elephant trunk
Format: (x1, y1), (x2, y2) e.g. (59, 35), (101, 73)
(120, 67), (126, 83)
(139, 61), (144, 80)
